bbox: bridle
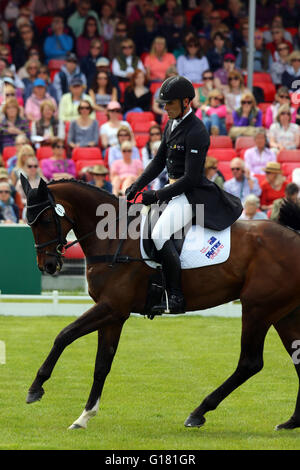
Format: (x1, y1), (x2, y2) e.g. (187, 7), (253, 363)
(27, 189), (93, 270)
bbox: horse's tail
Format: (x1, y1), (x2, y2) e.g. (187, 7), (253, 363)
(278, 200), (300, 231)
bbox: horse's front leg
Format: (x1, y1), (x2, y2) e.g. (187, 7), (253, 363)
(26, 302), (120, 404)
(69, 321), (125, 429)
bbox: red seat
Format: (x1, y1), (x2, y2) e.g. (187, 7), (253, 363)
(95, 111), (107, 126)
(235, 136), (255, 156)
(131, 120), (155, 133)
(72, 147), (102, 161)
(135, 134), (149, 148)
(254, 82), (276, 102)
(126, 111), (155, 126)
(277, 150), (300, 162)
(75, 159), (104, 175)
(118, 82), (128, 102)
(207, 148), (237, 161)
(2, 146), (16, 162)
(281, 162), (300, 177)
(34, 16), (54, 33)
(36, 146), (53, 160)
(209, 136), (233, 149)
(150, 82), (162, 96)
(254, 174), (267, 186)
(217, 161), (232, 180)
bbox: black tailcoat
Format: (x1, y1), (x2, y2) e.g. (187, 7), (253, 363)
(135, 112), (242, 231)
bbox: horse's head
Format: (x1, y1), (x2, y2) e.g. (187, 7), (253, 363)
(21, 175), (74, 274)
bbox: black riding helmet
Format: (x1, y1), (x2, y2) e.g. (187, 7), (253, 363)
(157, 75), (195, 117)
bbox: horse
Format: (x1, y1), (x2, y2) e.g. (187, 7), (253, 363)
(21, 175), (300, 431)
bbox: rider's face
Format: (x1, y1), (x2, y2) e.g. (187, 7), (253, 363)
(164, 99), (184, 119)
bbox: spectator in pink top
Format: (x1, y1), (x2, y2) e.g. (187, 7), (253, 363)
(41, 138), (76, 181)
(196, 89), (227, 135)
(144, 36), (176, 82)
(110, 140), (143, 196)
(24, 78), (57, 122)
(265, 86), (296, 129)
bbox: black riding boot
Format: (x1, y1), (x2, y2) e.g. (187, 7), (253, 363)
(151, 240), (186, 315)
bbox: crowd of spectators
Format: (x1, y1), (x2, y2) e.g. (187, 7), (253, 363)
(1, 0), (300, 224)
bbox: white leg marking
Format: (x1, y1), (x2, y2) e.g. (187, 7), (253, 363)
(68, 399), (100, 429)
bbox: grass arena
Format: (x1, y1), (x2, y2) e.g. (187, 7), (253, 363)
(1, 299), (300, 450)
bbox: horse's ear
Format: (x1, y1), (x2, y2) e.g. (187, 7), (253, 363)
(20, 174), (32, 196)
(37, 177), (48, 198)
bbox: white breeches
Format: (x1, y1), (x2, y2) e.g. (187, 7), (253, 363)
(151, 193), (194, 251)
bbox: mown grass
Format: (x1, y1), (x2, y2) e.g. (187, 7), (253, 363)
(0, 315), (299, 450)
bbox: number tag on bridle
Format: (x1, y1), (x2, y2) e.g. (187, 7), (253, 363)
(55, 204), (65, 217)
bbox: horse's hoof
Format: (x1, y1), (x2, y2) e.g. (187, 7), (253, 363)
(26, 387), (44, 404)
(68, 423), (85, 430)
(275, 417), (300, 430)
(184, 414), (206, 428)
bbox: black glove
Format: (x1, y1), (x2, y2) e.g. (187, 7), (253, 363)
(141, 190), (158, 206)
(125, 183), (138, 201)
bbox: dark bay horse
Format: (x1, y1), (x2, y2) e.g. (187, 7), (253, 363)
(21, 176), (300, 431)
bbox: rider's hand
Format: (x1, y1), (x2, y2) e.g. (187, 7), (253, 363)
(125, 183), (138, 201)
(141, 190), (158, 206)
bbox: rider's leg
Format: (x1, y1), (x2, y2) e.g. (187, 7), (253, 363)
(151, 194), (193, 314)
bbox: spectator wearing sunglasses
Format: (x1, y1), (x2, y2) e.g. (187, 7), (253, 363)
(265, 86), (296, 129)
(68, 100), (99, 149)
(196, 89), (227, 136)
(224, 70), (250, 113)
(176, 37), (209, 84)
(15, 155), (44, 205)
(282, 51), (300, 93)
(31, 99), (65, 146)
(229, 92), (263, 140)
(224, 157), (261, 204)
(112, 38), (145, 82)
(269, 104), (300, 154)
(41, 138), (76, 181)
(0, 181), (19, 224)
(270, 43), (291, 86)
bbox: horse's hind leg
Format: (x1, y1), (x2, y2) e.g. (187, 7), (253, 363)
(69, 321), (125, 429)
(274, 307), (300, 430)
(185, 309), (270, 428)
(26, 302), (120, 404)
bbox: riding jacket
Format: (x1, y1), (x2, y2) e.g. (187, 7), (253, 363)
(134, 111), (243, 231)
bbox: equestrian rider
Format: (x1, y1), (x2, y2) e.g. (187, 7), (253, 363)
(126, 76), (242, 315)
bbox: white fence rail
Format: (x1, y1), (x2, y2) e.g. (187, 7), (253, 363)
(0, 291), (242, 317)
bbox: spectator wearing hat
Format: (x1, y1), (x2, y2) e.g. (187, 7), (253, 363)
(0, 181), (19, 224)
(244, 130), (276, 176)
(100, 101), (132, 152)
(53, 52), (87, 102)
(236, 30), (273, 73)
(269, 104), (300, 154)
(239, 194), (268, 221)
(24, 78), (57, 122)
(112, 38), (145, 83)
(67, 0), (100, 38)
(88, 70), (118, 112)
(68, 99), (98, 149)
(213, 53), (236, 89)
(80, 39), (106, 89)
(0, 98), (30, 152)
(260, 162), (287, 212)
(43, 14), (74, 63)
(88, 164), (112, 193)
(58, 77), (95, 122)
(224, 157), (261, 204)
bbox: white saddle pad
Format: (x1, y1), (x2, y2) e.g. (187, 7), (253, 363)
(140, 209), (231, 270)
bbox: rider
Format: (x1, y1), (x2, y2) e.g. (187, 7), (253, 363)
(126, 76), (242, 315)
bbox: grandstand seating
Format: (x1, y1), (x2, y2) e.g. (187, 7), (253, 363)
(72, 147), (102, 161)
(218, 161), (232, 180)
(207, 148), (237, 161)
(2, 146), (16, 162)
(235, 137), (256, 156)
(277, 150), (300, 162)
(209, 136), (233, 149)
(126, 111), (155, 126)
(281, 162), (300, 177)
(75, 159), (105, 175)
